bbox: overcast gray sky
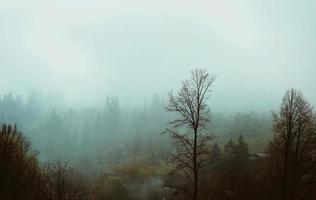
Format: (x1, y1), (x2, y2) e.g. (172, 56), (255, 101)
(0, 0), (315, 112)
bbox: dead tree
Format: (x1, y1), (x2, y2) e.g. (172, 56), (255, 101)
(163, 69), (215, 200)
(265, 89), (316, 200)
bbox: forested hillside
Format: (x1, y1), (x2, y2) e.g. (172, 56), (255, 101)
(1, 70), (315, 200)
(1, 0), (315, 199)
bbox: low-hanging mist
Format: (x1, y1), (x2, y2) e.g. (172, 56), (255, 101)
(1, 1), (316, 200)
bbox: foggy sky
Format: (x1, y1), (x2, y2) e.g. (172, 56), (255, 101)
(0, 0), (315, 112)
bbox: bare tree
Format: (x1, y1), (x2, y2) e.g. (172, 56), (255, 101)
(42, 160), (84, 200)
(163, 69), (215, 200)
(265, 89), (316, 200)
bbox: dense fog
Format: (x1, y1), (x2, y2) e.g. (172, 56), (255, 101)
(1, 0), (316, 111)
(1, 1), (316, 200)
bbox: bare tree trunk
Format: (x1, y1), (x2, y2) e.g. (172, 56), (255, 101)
(281, 145), (288, 200)
(193, 128), (198, 200)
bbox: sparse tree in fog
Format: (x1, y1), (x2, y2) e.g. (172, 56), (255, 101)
(264, 89), (316, 200)
(52, 160), (83, 200)
(163, 69), (216, 200)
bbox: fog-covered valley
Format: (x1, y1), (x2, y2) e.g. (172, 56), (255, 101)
(1, 0), (316, 200)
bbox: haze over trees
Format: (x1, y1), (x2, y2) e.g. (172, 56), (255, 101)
(1, 68), (315, 200)
(1, 0), (316, 199)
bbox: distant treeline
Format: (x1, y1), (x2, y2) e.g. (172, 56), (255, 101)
(0, 92), (271, 165)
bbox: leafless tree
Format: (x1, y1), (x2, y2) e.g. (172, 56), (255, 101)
(265, 89), (316, 200)
(163, 69), (216, 200)
(42, 160), (84, 200)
